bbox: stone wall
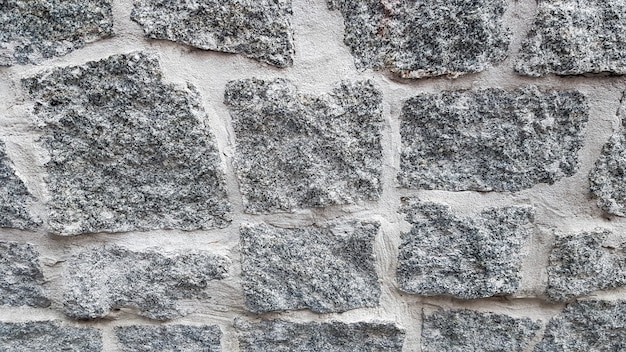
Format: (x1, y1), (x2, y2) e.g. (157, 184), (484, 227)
(1, 0), (625, 351)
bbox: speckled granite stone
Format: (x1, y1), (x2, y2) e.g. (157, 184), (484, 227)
(240, 221), (380, 313)
(0, 141), (39, 230)
(516, 0), (626, 76)
(0, 241), (49, 308)
(131, 0), (293, 67)
(535, 300), (626, 351)
(397, 201), (534, 299)
(64, 245), (229, 320)
(0, 0), (113, 66)
(116, 325), (222, 352)
(0, 321), (102, 352)
(328, 0), (510, 78)
(225, 78), (383, 213)
(589, 122), (626, 216)
(237, 319), (405, 352)
(22, 52), (230, 235)
(399, 87), (588, 191)
(422, 309), (541, 352)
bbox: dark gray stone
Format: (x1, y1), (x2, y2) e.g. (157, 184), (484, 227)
(225, 78), (383, 213)
(116, 325), (222, 352)
(0, 241), (49, 308)
(22, 52), (230, 235)
(328, 0), (510, 78)
(0, 321), (102, 352)
(397, 201), (534, 299)
(237, 319), (404, 352)
(240, 221), (380, 313)
(131, 0), (293, 67)
(0, 141), (39, 230)
(0, 0), (113, 66)
(64, 245), (229, 320)
(589, 126), (626, 216)
(422, 309), (541, 352)
(535, 300), (626, 352)
(547, 231), (626, 301)
(399, 87), (588, 191)
(516, 0), (626, 76)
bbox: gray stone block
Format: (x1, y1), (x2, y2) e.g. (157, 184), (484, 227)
(116, 325), (222, 352)
(589, 130), (626, 216)
(0, 241), (49, 308)
(225, 78), (383, 213)
(328, 0), (510, 78)
(535, 300), (626, 352)
(0, 141), (39, 230)
(131, 0), (293, 67)
(397, 201), (534, 299)
(22, 52), (230, 235)
(240, 221), (380, 313)
(516, 0), (626, 76)
(422, 309), (541, 352)
(0, 0), (113, 66)
(0, 321), (102, 352)
(399, 87), (588, 191)
(237, 319), (404, 352)
(547, 231), (626, 301)
(63, 245), (229, 320)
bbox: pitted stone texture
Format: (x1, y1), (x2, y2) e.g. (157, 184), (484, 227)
(116, 325), (222, 352)
(64, 245), (229, 320)
(22, 52), (230, 235)
(0, 241), (49, 308)
(131, 0), (293, 67)
(535, 300), (626, 351)
(328, 0), (509, 78)
(589, 129), (626, 216)
(237, 319), (405, 352)
(240, 221), (380, 313)
(399, 87), (588, 191)
(397, 201), (534, 299)
(225, 78), (383, 213)
(516, 0), (626, 76)
(0, 0), (113, 66)
(422, 309), (541, 352)
(0, 321), (102, 352)
(0, 141), (39, 229)
(547, 231), (626, 301)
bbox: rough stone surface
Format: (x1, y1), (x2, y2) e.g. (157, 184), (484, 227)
(240, 221), (380, 313)
(131, 0), (293, 67)
(0, 141), (39, 229)
(399, 87), (589, 191)
(0, 241), (49, 308)
(547, 231), (626, 301)
(22, 52), (230, 235)
(535, 300), (626, 351)
(397, 201), (534, 299)
(116, 325), (222, 352)
(63, 245), (229, 320)
(328, 0), (510, 78)
(589, 127), (626, 216)
(0, 0), (113, 66)
(516, 0), (626, 76)
(225, 78), (383, 213)
(0, 321), (102, 352)
(237, 319), (405, 352)
(422, 309), (541, 352)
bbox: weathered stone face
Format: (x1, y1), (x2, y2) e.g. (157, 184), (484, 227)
(399, 87), (589, 191)
(225, 78), (383, 213)
(0, 241), (49, 308)
(22, 52), (230, 235)
(516, 0), (626, 76)
(115, 325), (222, 352)
(63, 245), (229, 320)
(422, 309), (541, 352)
(0, 141), (39, 230)
(0, 0), (113, 66)
(131, 0), (294, 67)
(589, 129), (626, 216)
(397, 201), (534, 299)
(240, 221), (380, 313)
(328, 0), (510, 78)
(0, 321), (102, 352)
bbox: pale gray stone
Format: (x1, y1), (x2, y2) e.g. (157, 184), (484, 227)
(399, 87), (588, 191)
(225, 78), (383, 213)
(0, 241), (49, 308)
(0, 141), (39, 230)
(589, 126), (626, 216)
(116, 325), (222, 352)
(0, 321), (102, 352)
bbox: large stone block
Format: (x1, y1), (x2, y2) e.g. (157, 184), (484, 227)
(225, 78), (383, 213)
(399, 87), (588, 191)
(0, 141), (39, 230)
(0, 241), (49, 308)
(116, 325), (222, 352)
(589, 127), (626, 216)
(0, 321), (102, 352)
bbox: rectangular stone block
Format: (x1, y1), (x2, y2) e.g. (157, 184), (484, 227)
(116, 325), (221, 352)
(0, 321), (102, 352)
(0, 241), (49, 308)
(0, 141), (39, 230)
